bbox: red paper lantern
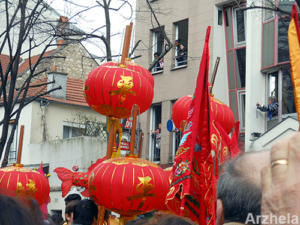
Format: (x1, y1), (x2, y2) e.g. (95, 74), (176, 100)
(211, 97), (235, 134)
(84, 62), (154, 118)
(88, 157), (169, 216)
(172, 95), (235, 133)
(172, 95), (193, 130)
(0, 164), (50, 205)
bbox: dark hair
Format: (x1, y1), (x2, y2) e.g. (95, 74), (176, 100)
(217, 155), (262, 224)
(50, 213), (64, 225)
(152, 215), (194, 225)
(64, 193), (81, 205)
(154, 52), (160, 57)
(0, 195), (40, 225)
(73, 199), (98, 225)
(65, 200), (80, 215)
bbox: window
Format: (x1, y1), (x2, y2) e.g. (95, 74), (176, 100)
(63, 125), (85, 139)
(233, 9), (246, 46)
(8, 121), (18, 163)
(149, 104), (161, 162)
(174, 19), (188, 67)
(223, 6), (246, 131)
(266, 68), (295, 125)
(262, 0), (294, 69)
(151, 27), (164, 72)
(264, 0), (275, 21)
(238, 91), (246, 129)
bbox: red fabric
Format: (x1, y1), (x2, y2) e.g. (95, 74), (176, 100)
(84, 62), (154, 118)
(166, 27), (217, 225)
(0, 165), (50, 205)
(230, 121), (241, 158)
(89, 157), (169, 216)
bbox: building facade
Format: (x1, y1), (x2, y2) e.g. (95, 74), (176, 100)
(213, 0), (298, 151)
(135, 0), (217, 165)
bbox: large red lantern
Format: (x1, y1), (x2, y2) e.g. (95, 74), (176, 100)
(210, 97), (235, 134)
(0, 164), (50, 205)
(172, 95), (235, 133)
(88, 157), (169, 216)
(172, 95), (193, 130)
(84, 62), (154, 118)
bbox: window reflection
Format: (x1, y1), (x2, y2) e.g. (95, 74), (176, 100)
(282, 69), (296, 114)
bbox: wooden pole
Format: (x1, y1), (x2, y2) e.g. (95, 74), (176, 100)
(138, 132), (144, 158)
(120, 22), (133, 65)
(106, 118), (117, 159)
(129, 104), (139, 155)
(209, 57), (220, 94)
(16, 125), (24, 164)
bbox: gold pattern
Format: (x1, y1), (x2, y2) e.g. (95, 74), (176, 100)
(127, 176), (155, 209)
(16, 182), (24, 194)
(211, 134), (218, 149)
(175, 147), (189, 158)
(26, 179), (37, 195)
(1, 166), (39, 174)
(104, 157), (159, 168)
(110, 76), (136, 103)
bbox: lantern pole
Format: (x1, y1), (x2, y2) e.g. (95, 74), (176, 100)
(16, 125), (24, 165)
(209, 57), (220, 94)
(138, 132), (144, 158)
(98, 22), (134, 225)
(120, 22), (133, 65)
(129, 104), (139, 156)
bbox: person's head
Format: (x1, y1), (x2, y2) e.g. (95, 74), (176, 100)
(154, 52), (159, 59)
(50, 213), (64, 225)
(217, 150), (270, 225)
(65, 200), (80, 225)
(64, 193), (81, 206)
(175, 39), (180, 46)
(268, 96), (276, 105)
(0, 195), (41, 225)
(73, 199), (98, 225)
(148, 215), (195, 225)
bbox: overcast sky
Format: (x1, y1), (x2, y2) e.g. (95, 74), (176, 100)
(47, 0), (136, 59)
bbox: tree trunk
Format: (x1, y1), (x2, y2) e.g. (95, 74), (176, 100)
(104, 0), (112, 61)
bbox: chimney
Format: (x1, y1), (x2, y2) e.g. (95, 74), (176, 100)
(56, 16), (70, 46)
(47, 67), (67, 99)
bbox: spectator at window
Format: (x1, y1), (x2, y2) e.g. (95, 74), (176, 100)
(153, 52), (164, 72)
(256, 97), (278, 120)
(175, 39), (187, 66)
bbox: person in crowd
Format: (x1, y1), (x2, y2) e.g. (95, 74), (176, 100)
(256, 97), (278, 120)
(0, 195), (44, 225)
(261, 133), (300, 225)
(72, 199), (98, 225)
(152, 123), (161, 161)
(216, 150), (270, 225)
(153, 52), (164, 72)
(175, 39), (187, 66)
(63, 200), (80, 225)
(64, 193), (81, 206)
(50, 213), (64, 225)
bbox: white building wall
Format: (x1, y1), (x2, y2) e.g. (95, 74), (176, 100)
(245, 2), (266, 151)
(24, 136), (107, 215)
(0, 103), (33, 164)
(212, 6), (230, 105)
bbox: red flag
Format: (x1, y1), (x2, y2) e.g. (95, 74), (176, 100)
(166, 27), (217, 225)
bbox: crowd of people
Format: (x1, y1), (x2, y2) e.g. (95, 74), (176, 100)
(1, 132), (300, 224)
